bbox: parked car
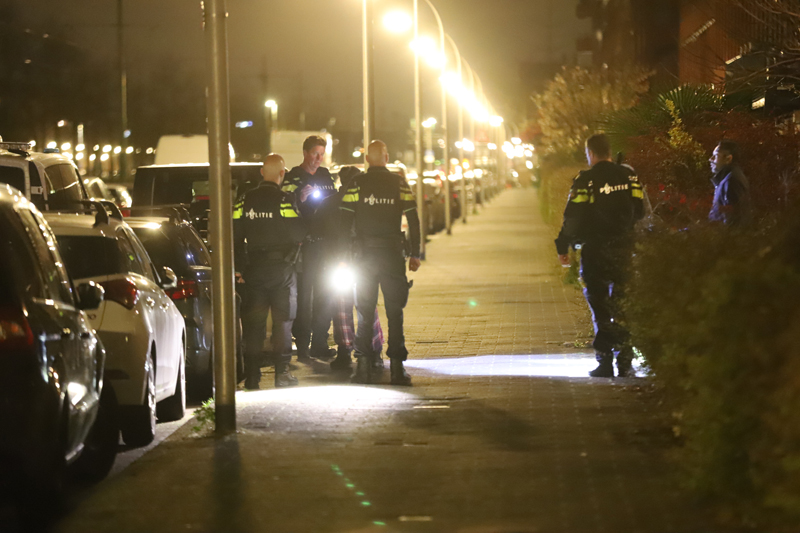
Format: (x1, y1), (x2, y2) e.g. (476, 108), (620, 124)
(0, 185), (116, 501)
(0, 142), (89, 211)
(106, 183), (132, 209)
(131, 163), (263, 242)
(126, 213), (214, 397)
(45, 205), (186, 447)
(83, 177), (113, 202)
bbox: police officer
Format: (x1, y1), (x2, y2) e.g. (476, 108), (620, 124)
(340, 140), (421, 385)
(234, 154), (308, 389)
(555, 134), (644, 378)
(282, 135), (338, 362)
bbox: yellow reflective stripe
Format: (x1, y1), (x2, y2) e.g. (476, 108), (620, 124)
(403, 206), (417, 213)
(281, 208), (299, 218)
(282, 183), (298, 193)
(340, 206), (355, 212)
(631, 189), (644, 199)
(570, 194), (591, 203)
(400, 192), (414, 201)
(233, 205), (244, 219)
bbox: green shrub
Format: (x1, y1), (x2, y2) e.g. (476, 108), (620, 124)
(627, 223), (800, 527)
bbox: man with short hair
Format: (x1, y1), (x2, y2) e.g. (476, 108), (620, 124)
(234, 154), (307, 389)
(555, 134), (644, 378)
(282, 135), (338, 362)
(708, 140), (751, 227)
(341, 140), (421, 385)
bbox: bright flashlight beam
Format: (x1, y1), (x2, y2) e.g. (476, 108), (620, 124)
(383, 11), (412, 33)
(330, 264), (356, 292)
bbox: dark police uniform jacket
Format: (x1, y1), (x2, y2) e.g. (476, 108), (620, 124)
(233, 181), (306, 272)
(555, 161), (644, 255)
(281, 166), (336, 241)
(339, 166), (421, 257)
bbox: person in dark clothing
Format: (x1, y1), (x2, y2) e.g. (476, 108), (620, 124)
(317, 166), (386, 374)
(555, 134), (644, 378)
(234, 154), (308, 389)
(340, 141), (421, 385)
(282, 135), (338, 362)
(708, 140), (752, 227)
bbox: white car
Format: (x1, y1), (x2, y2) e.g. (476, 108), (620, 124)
(44, 206), (186, 447)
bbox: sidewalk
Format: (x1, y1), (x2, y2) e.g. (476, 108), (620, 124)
(57, 189), (720, 533)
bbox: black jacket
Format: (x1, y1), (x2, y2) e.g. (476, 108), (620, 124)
(281, 165), (336, 239)
(233, 181), (306, 271)
(555, 161), (644, 254)
(708, 164), (751, 227)
(340, 166), (421, 257)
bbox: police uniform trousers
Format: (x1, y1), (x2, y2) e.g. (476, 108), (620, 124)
(242, 253), (297, 379)
(580, 239), (633, 363)
(293, 239), (334, 357)
(354, 246), (410, 361)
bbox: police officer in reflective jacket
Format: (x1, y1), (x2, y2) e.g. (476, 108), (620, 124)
(234, 154), (308, 389)
(281, 135), (338, 362)
(555, 134), (644, 378)
(340, 141), (421, 385)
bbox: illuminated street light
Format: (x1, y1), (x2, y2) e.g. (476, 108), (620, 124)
(511, 137), (522, 145)
(89, 154), (97, 162)
(46, 141), (57, 149)
(490, 116), (504, 127)
(75, 152), (85, 161)
(57, 120), (66, 128)
(100, 153), (110, 162)
(102, 145), (112, 153)
(422, 117), (437, 128)
(113, 146), (122, 154)
(526, 160), (534, 169)
(125, 146), (134, 154)
(76, 143), (85, 152)
(61, 142), (71, 151)
(93, 145), (100, 152)
(488, 143), (497, 150)
(29, 140), (36, 148)
(383, 11), (412, 33)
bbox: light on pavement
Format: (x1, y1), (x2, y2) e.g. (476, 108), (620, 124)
(403, 354), (609, 378)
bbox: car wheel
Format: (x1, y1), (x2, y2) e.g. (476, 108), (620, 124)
(157, 341), (186, 422)
(121, 349), (157, 447)
(70, 385), (119, 483)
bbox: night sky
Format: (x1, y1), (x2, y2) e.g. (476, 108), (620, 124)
(12, 0), (586, 154)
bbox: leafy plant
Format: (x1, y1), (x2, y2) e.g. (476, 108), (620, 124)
(193, 398), (216, 433)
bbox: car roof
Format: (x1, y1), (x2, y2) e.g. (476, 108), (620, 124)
(125, 216), (174, 229)
(137, 162), (261, 170)
(42, 212), (126, 238)
(0, 149), (74, 168)
(0, 184), (32, 209)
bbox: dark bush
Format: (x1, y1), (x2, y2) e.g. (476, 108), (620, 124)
(626, 222), (800, 528)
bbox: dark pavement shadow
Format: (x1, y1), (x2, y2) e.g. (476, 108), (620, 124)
(212, 434), (251, 533)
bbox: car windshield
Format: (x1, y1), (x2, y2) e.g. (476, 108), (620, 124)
(44, 164), (84, 208)
(132, 226), (184, 272)
(0, 205), (42, 304)
(149, 166), (262, 205)
(56, 235), (125, 279)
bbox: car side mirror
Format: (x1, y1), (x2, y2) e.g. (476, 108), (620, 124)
(77, 282), (104, 310)
(158, 266), (178, 290)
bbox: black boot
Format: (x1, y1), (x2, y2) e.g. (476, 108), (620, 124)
(371, 352), (385, 375)
(589, 353), (614, 378)
(351, 355), (372, 384)
(274, 360), (298, 388)
(390, 359), (412, 386)
(330, 347), (353, 373)
(244, 373), (261, 390)
(616, 347), (635, 378)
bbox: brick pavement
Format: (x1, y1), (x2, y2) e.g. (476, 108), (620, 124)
(55, 189), (724, 533)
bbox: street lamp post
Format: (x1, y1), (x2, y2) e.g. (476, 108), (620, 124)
(413, 0), (426, 259)
(204, 0), (236, 434)
(444, 33), (467, 225)
(362, 0), (371, 167)
(264, 99), (278, 154)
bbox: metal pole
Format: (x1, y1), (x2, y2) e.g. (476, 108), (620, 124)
(445, 34), (466, 224)
(422, 0), (451, 235)
(204, 0), (236, 435)
(464, 59), (476, 218)
(413, 0), (426, 258)
(118, 0), (129, 181)
(362, 0), (370, 166)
